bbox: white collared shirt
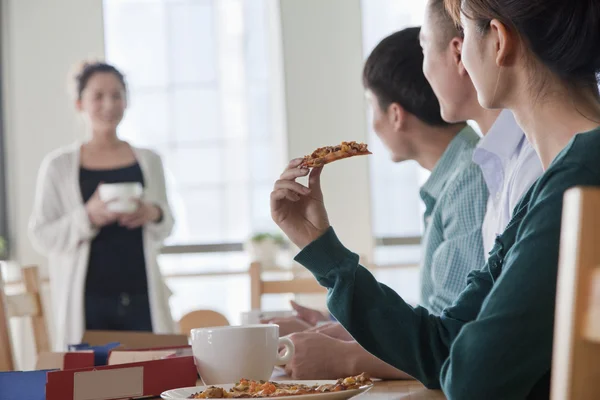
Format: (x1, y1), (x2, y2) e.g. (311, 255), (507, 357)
(473, 110), (544, 258)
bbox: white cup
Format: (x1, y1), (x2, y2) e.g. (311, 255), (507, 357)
(191, 325), (294, 385)
(98, 182), (143, 214)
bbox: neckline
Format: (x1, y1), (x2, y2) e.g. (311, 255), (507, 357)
(80, 162), (139, 172)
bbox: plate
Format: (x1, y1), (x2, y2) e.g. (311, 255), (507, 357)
(161, 380), (374, 400)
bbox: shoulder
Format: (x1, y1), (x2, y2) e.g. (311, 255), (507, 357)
(526, 159), (599, 217)
(439, 162), (489, 220)
(561, 130), (600, 176)
(446, 161), (488, 199)
(131, 145), (163, 163)
(39, 144), (79, 174)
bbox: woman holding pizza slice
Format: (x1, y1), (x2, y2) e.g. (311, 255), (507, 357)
(271, 0), (600, 397)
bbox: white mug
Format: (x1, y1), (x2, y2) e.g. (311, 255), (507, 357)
(191, 325), (294, 385)
(98, 182), (143, 214)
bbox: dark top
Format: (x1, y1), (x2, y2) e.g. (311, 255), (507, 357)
(80, 163), (148, 295)
(294, 127), (600, 399)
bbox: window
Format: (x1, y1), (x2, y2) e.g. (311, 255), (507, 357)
(361, 0), (429, 266)
(103, 0), (287, 323)
(103, 0), (283, 247)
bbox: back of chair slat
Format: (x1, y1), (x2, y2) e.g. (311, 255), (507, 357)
(0, 267), (15, 371)
(249, 262), (327, 310)
(22, 266), (50, 354)
(551, 187), (600, 399)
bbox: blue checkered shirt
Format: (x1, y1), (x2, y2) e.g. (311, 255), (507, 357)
(419, 125), (489, 314)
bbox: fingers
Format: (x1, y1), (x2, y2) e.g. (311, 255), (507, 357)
(271, 189), (301, 203)
(120, 218), (144, 229)
(287, 158), (305, 169)
(274, 179), (310, 195)
(118, 210), (144, 228)
(308, 167), (323, 188)
(284, 363), (294, 378)
(291, 300), (308, 314)
(280, 165), (310, 180)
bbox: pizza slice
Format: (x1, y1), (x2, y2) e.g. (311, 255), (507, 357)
(300, 141), (371, 168)
(187, 373), (372, 399)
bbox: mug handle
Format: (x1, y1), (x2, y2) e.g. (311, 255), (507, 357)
(275, 337), (295, 365)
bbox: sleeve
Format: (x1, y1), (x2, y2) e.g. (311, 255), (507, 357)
(295, 227), (494, 389)
(426, 165), (488, 312)
(439, 167), (592, 399)
(28, 154), (98, 254)
(144, 151), (175, 243)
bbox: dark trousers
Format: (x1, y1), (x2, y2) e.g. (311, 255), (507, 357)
(85, 292), (153, 332)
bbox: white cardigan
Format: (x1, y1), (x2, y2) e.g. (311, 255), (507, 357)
(28, 143), (176, 351)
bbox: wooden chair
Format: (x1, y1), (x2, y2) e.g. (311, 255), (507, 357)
(0, 265), (50, 371)
(178, 309), (230, 337)
(249, 262), (327, 310)
(551, 187), (600, 399)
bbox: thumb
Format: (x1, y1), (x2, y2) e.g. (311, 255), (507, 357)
(308, 167), (324, 198)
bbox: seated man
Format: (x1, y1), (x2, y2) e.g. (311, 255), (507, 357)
(268, 26), (489, 379)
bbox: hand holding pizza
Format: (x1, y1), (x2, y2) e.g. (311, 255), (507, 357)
(270, 158), (331, 249)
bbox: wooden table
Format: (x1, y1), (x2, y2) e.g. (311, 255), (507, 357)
(365, 380), (446, 399)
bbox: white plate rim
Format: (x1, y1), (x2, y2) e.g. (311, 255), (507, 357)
(161, 380), (374, 400)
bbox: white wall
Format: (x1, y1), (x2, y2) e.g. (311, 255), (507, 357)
(2, 0), (105, 369)
(279, 0), (373, 259)
(3, 0), (105, 267)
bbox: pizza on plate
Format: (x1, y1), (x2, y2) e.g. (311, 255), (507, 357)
(187, 373), (372, 399)
(300, 141), (371, 168)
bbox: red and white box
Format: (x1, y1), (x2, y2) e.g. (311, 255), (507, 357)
(45, 356), (197, 400)
(36, 351), (96, 370)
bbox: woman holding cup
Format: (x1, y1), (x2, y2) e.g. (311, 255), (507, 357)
(29, 61), (175, 350)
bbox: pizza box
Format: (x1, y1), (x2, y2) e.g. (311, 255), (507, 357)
(36, 351), (95, 370)
(107, 345), (192, 365)
(0, 369), (51, 400)
(68, 341), (123, 366)
(45, 355), (197, 400)
(82, 330), (189, 349)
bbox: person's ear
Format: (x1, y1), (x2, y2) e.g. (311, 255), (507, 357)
(450, 37), (468, 76)
(490, 19), (516, 67)
(388, 102), (407, 131)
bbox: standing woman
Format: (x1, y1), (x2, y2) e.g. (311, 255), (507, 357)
(29, 62), (175, 350)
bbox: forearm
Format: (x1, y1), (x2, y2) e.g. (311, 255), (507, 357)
(348, 341), (413, 380)
(30, 205), (97, 254)
(146, 201), (174, 241)
(295, 228), (456, 388)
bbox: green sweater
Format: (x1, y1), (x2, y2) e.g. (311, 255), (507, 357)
(294, 127), (600, 399)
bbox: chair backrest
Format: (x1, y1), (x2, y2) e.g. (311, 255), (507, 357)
(178, 309), (230, 337)
(551, 187), (600, 399)
(0, 265), (50, 371)
(249, 262), (326, 310)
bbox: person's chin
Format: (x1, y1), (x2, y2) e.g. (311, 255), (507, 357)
(95, 121), (120, 131)
(391, 154), (408, 163)
(440, 106), (461, 124)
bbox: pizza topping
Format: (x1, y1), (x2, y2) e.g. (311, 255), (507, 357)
(301, 141), (371, 168)
(187, 373), (372, 399)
